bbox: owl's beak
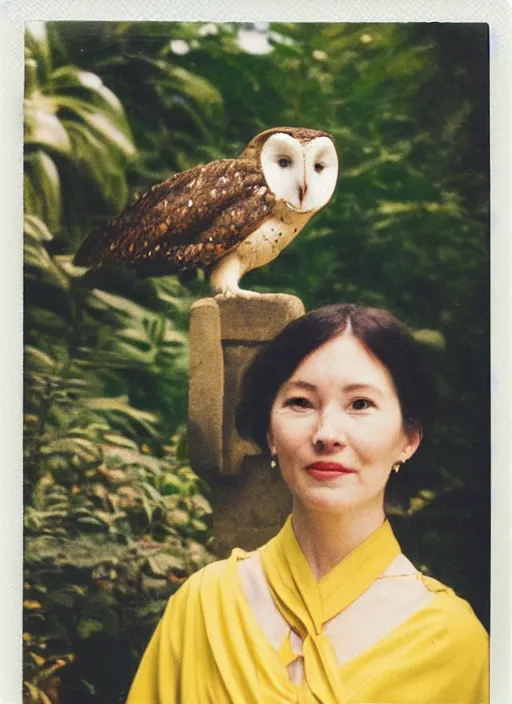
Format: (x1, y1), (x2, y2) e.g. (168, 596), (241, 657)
(298, 182), (308, 202)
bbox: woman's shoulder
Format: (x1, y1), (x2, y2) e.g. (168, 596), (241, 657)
(417, 573), (488, 646)
(162, 546), (250, 613)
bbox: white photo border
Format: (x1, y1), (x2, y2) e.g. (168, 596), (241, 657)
(2, 1), (510, 701)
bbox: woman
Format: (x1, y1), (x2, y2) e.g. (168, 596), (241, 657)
(127, 304), (488, 703)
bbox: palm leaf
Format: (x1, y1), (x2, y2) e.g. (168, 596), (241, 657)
(24, 215), (54, 243)
(24, 237), (70, 291)
(84, 396), (159, 436)
(54, 95), (135, 158)
(24, 150), (61, 230)
(52, 66), (126, 117)
(24, 101), (72, 156)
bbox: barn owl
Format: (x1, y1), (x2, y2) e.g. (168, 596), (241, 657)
(74, 127), (339, 296)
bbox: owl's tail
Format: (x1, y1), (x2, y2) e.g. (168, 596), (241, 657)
(73, 225), (112, 269)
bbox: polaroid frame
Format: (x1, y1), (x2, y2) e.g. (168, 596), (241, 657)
(1, 1), (510, 701)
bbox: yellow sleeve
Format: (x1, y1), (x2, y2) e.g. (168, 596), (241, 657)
(423, 584), (489, 704)
(391, 589), (489, 704)
(342, 586), (489, 704)
(126, 594), (182, 704)
(445, 606), (489, 704)
(125, 558), (237, 704)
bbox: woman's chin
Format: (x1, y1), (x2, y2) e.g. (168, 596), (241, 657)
(294, 486), (363, 514)
(292, 484), (385, 517)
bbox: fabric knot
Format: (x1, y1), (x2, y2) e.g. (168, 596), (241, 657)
(279, 630), (303, 668)
(260, 516), (401, 703)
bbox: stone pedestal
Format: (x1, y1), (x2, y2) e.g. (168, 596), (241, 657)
(187, 294), (305, 557)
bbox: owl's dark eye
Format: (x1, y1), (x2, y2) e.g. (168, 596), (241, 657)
(314, 162), (325, 173)
(278, 157), (291, 168)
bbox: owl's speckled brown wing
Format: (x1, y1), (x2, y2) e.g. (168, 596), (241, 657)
(74, 159), (276, 274)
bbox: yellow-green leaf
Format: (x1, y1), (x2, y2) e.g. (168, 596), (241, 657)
(25, 105), (71, 155)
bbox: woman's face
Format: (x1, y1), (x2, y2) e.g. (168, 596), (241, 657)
(267, 332), (420, 517)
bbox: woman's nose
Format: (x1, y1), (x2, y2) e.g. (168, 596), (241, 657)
(312, 411), (347, 451)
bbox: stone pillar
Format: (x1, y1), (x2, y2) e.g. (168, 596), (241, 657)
(188, 294), (305, 557)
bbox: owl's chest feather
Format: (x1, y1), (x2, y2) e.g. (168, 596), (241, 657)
(236, 207), (313, 275)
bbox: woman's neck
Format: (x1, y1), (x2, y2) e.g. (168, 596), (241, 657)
(291, 501), (386, 581)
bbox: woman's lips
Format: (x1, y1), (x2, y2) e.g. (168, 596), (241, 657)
(306, 462), (357, 481)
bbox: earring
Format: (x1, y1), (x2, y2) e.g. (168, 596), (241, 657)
(392, 461), (402, 474)
(270, 456), (278, 469)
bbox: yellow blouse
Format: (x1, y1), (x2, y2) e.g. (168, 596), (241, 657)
(127, 518), (489, 703)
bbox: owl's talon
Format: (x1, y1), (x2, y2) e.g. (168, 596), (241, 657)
(214, 288), (262, 299)
(236, 289), (262, 299)
(214, 283), (264, 299)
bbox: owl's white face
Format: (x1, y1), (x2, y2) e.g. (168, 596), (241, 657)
(260, 133), (338, 213)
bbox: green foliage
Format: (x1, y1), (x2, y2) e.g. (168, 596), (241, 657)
(23, 27), (215, 702)
(24, 20), (489, 702)
(25, 24), (136, 250)
(24, 353), (214, 702)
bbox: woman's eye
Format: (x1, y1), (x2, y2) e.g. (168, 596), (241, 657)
(314, 162), (324, 173)
(284, 396), (312, 409)
(351, 398), (373, 411)
(278, 157), (291, 168)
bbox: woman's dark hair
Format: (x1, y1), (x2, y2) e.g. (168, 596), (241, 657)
(236, 303), (437, 506)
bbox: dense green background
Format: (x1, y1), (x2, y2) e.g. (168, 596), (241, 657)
(23, 21), (489, 703)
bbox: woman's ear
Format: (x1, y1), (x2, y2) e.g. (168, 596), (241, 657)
(267, 431), (276, 456)
(401, 424), (422, 463)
